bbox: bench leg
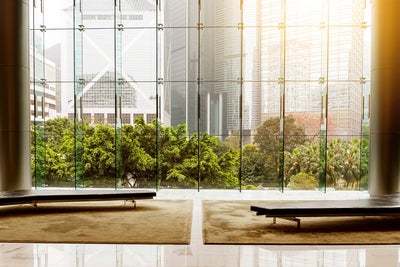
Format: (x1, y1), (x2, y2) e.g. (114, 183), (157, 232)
(124, 199), (137, 209)
(269, 217), (301, 229)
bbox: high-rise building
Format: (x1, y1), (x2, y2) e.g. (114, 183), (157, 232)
(60, 0), (159, 124)
(260, 0), (366, 138)
(30, 34), (58, 121)
(163, 0), (199, 133)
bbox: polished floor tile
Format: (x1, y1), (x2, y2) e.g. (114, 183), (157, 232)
(0, 189), (399, 267)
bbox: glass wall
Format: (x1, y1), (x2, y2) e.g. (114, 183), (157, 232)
(30, 0), (370, 191)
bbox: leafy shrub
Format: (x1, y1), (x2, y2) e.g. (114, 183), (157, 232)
(289, 172), (318, 190)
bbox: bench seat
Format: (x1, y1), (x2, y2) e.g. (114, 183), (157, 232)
(250, 193), (400, 229)
(0, 189), (156, 208)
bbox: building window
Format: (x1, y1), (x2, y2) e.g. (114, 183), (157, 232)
(30, 0), (370, 191)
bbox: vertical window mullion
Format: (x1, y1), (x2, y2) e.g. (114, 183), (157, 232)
(239, 0), (244, 191)
(197, 0), (202, 192)
(114, 0), (123, 189)
(155, 0), (161, 190)
(73, 0), (84, 189)
(278, 0), (286, 192)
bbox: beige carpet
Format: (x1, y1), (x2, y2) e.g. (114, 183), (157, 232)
(0, 199), (192, 244)
(202, 200), (400, 245)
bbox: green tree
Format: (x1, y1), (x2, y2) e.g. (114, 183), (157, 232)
(241, 144), (268, 187)
(289, 172), (318, 190)
(341, 138), (361, 189)
(134, 117), (157, 158)
(159, 124), (187, 169)
(164, 132), (239, 189)
(325, 138), (362, 189)
(254, 116), (307, 154)
(121, 124), (155, 187)
(46, 118), (75, 184)
(31, 122), (46, 186)
(82, 123), (116, 185)
(253, 115), (308, 185)
(31, 118), (76, 187)
(360, 125), (369, 189)
(164, 133), (199, 188)
(284, 141), (320, 186)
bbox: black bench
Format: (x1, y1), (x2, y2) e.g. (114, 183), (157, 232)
(250, 193), (400, 229)
(0, 189), (156, 208)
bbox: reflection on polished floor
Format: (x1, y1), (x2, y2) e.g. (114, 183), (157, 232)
(0, 189), (399, 267)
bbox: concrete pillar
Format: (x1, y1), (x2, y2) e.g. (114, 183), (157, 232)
(0, 0), (31, 191)
(369, 0), (400, 195)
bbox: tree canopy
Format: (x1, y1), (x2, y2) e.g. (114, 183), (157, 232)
(31, 116), (368, 190)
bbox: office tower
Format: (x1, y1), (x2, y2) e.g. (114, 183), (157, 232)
(163, 0), (198, 133)
(30, 36), (58, 121)
(260, 0), (366, 138)
(60, 0), (159, 124)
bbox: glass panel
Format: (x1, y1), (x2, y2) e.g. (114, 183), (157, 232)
(115, 2), (123, 188)
(360, 11), (370, 190)
(156, 0), (162, 189)
(242, 0), (261, 28)
(163, 28), (198, 83)
(360, 82), (370, 190)
(363, 22), (371, 81)
(329, 27), (364, 81)
(243, 82), (281, 190)
(82, 0), (115, 29)
(164, 0), (197, 28)
(240, 82), (270, 190)
(43, 30), (60, 82)
(33, 0), (44, 30)
(44, 82), (75, 187)
(284, 82), (322, 191)
(201, 0), (240, 28)
(43, 0), (73, 29)
(164, 81), (198, 133)
(120, 0), (156, 28)
(257, 17), (283, 191)
(29, 0), (371, 193)
(197, 82), (240, 190)
(56, 30), (75, 83)
(118, 20), (156, 187)
(286, 0), (324, 26)
(197, 22), (241, 189)
(75, 26), (116, 187)
(81, 29), (115, 77)
(243, 27), (262, 132)
(121, 29), (156, 82)
(329, 0), (366, 26)
(162, 3), (199, 186)
(74, 0), (84, 188)
(158, 114), (199, 189)
(259, 0), (282, 27)
(285, 28), (324, 82)
(32, 16), (46, 187)
(327, 82), (362, 189)
(258, 4), (284, 193)
(119, 82), (157, 189)
(201, 28), (240, 82)
(320, 82), (328, 192)
(201, 27), (241, 136)
(33, 84), (46, 188)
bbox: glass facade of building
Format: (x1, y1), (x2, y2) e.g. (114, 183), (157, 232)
(30, 0), (371, 191)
